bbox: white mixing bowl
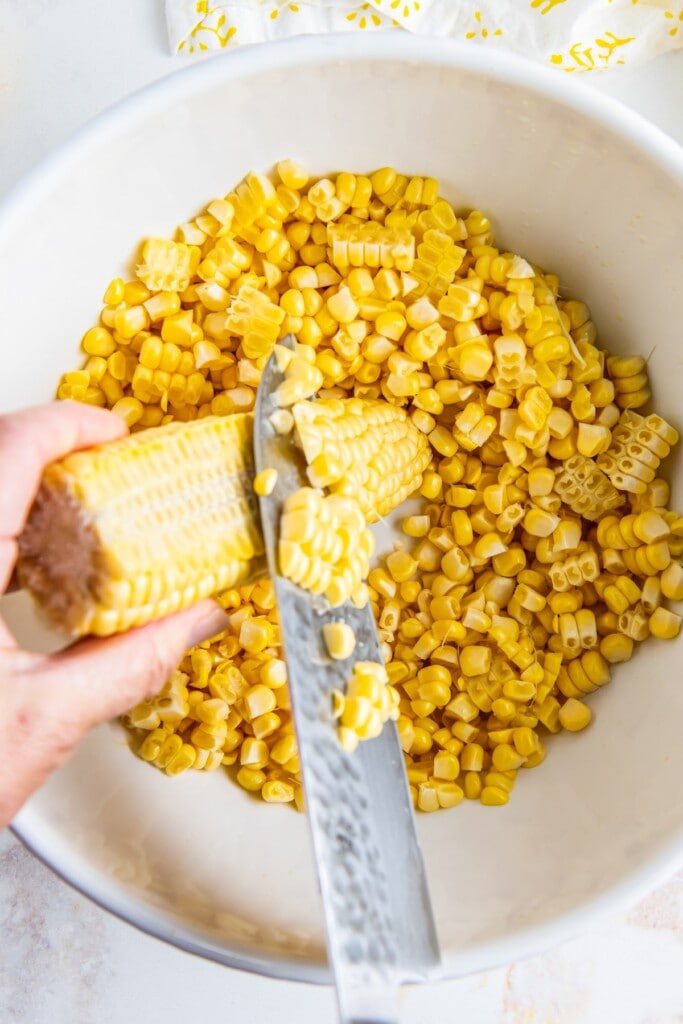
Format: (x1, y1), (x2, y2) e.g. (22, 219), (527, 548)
(1, 33), (682, 983)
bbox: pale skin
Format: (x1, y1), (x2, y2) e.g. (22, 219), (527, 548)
(0, 402), (229, 830)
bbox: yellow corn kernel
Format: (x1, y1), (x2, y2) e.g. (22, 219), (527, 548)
(114, 305), (149, 340)
(262, 779), (295, 803)
(492, 743), (526, 771)
(576, 423), (611, 458)
(155, 734), (184, 770)
(375, 310), (408, 341)
(339, 696), (370, 737)
(137, 729), (167, 762)
(144, 290), (182, 322)
(103, 277), (125, 306)
(489, 695), (516, 722)
(546, 408), (573, 441)
(369, 167), (396, 196)
(444, 692), (477, 724)
(434, 782), (464, 809)
(492, 547), (526, 578)
(277, 159), (309, 190)
(440, 546), (470, 581)
(452, 341), (493, 382)
(402, 515), (431, 538)
(574, 608), (597, 648)
(645, 541), (671, 572)
(253, 468), (278, 496)
(512, 727), (538, 757)
(474, 533), (508, 560)
(123, 281), (151, 306)
(415, 784), (438, 813)
(639, 576), (661, 614)
(502, 679), (536, 702)
(460, 771), (481, 801)
(457, 744), (482, 774)
(633, 510), (670, 543)
(433, 751), (460, 781)
(618, 605), (650, 642)
(599, 633), (634, 663)
(535, 694), (561, 732)
(660, 562), (683, 601)
(166, 744), (197, 777)
(459, 645), (491, 677)
(558, 698), (592, 732)
(577, 650), (610, 688)
(416, 677), (450, 708)
(607, 354), (645, 379)
(524, 508), (560, 538)
(553, 520), (582, 553)
(446, 510), (471, 548)
(244, 684), (277, 719)
(83, 326), (117, 357)
(527, 467), (555, 498)
(236, 767), (267, 792)
(322, 622), (356, 660)
(252, 712), (281, 740)
(109, 396), (143, 427)
(326, 286), (360, 325)
(614, 575), (641, 606)
(196, 698), (229, 727)
(417, 471), (442, 501)
(649, 606), (681, 640)
(386, 550), (418, 583)
(480, 786), (509, 807)
(514, 583), (546, 613)
(239, 736), (271, 769)
(439, 457), (465, 486)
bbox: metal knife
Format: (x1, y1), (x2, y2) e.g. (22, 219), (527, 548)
(254, 338), (440, 1024)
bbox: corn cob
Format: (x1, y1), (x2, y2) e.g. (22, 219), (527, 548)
(293, 398), (431, 522)
(18, 414), (263, 636)
(18, 399), (429, 637)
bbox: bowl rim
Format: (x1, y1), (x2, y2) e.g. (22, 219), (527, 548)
(6, 30), (683, 986)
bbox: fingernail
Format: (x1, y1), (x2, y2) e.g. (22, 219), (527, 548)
(188, 602), (230, 647)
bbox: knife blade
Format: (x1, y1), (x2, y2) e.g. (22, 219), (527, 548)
(254, 338), (440, 1024)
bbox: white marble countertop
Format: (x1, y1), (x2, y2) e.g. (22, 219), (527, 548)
(1, 3), (682, 1021)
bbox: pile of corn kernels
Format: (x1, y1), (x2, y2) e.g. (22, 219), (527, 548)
(57, 162), (683, 811)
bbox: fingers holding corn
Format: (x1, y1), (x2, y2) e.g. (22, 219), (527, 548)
(0, 401), (233, 829)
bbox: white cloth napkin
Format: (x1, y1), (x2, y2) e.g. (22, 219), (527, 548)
(167, 0), (683, 71)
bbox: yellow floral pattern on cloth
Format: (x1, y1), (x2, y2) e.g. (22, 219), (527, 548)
(166, 0), (683, 69)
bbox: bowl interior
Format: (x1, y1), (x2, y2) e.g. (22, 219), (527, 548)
(2, 37), (683, 981)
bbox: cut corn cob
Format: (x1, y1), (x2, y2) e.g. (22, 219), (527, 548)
(19, 399), (429, 636)
(293, 398), (431, 522)
(18, 415), (263, 636)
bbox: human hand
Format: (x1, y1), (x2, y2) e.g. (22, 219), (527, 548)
(0, 402), (228, 829)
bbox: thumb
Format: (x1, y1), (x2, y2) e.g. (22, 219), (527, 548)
(43, 599), (229, 729)
(0, 600), (229, 828)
